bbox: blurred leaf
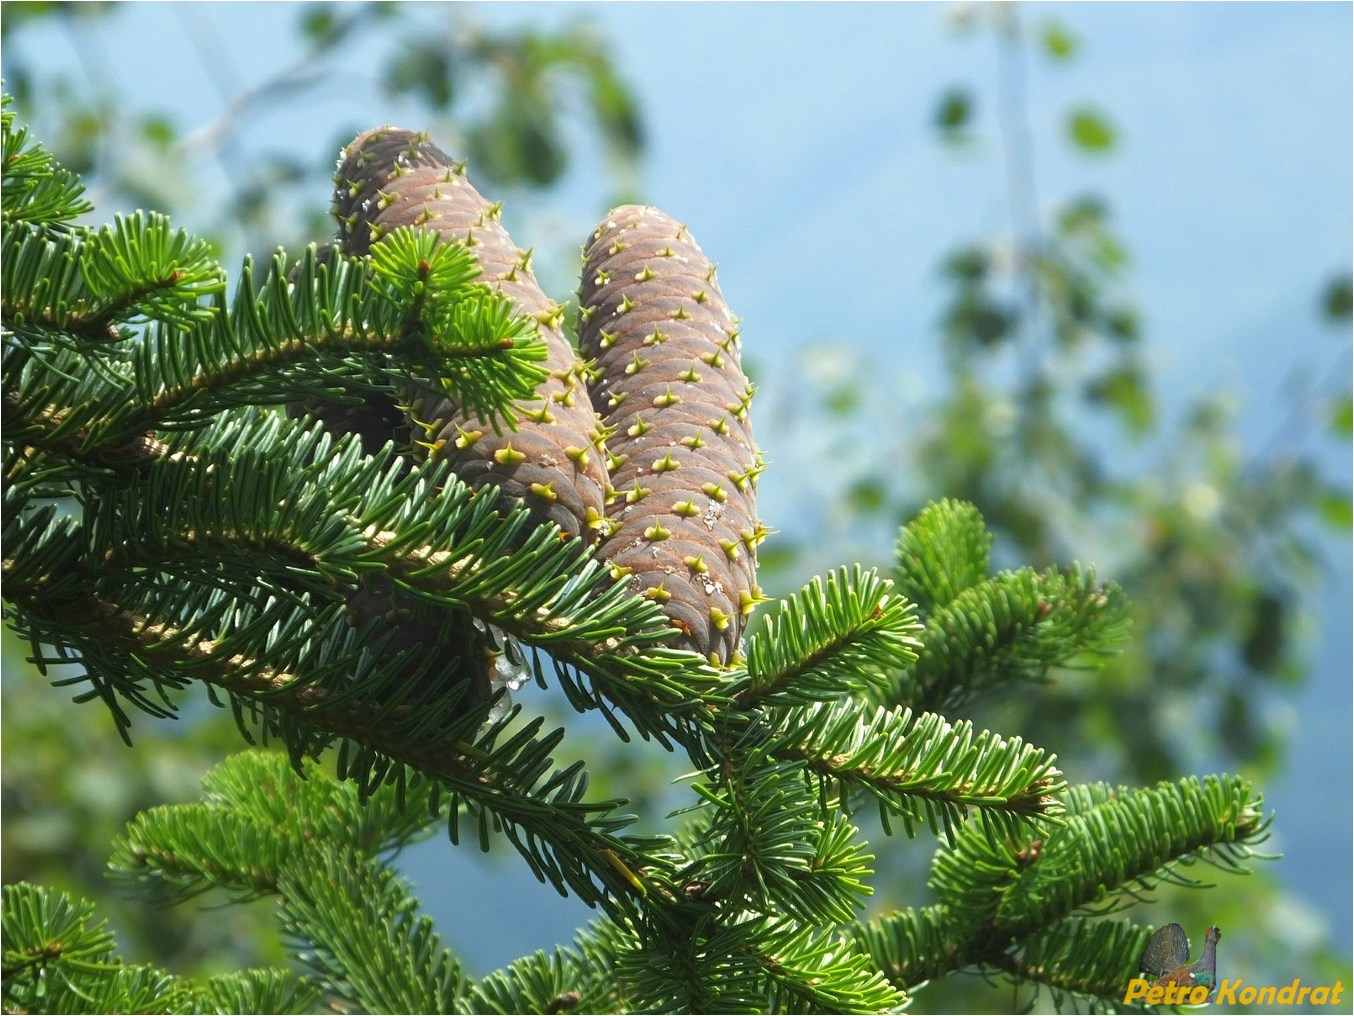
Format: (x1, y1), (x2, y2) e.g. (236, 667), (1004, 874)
(1241, 591), (1286, 672)
(823, 384), (861, 416)
(298, 4), (340, 46)
(755, 540), (802, 583)
(1090, 231), (1128, 273)
(936, 86), (969, 131)
(234, 154), (309, 228)
(56, 106), (106, 175)
(1066, 107), (1116, 153)
(588, 64), (643, 159)
(510, 103), (566, 186)
(139, 115), (176, 148)
(1102, 305), (1139, 342)
(946, 3), (978, 33)
(386, 41), (454, 109)
(469, 92), (566, 187)
(1056, 195), (1108, 235)
(1218, 686), (1264, 760)
(1062, 273), (1096, 328)
(934, 86), (973, 140)
(2, 0), (113, 38)
(846, 476), (888, 515)
(1322, 273), (1352, 321)
(946, 297), (1015, 347)
(943, 247), (988, 283)
(1077, 371), (1153, 438)
(1041, 20), (1078, 61)
(1329, 393), (1353, 437)
(1317, 487), (1353, 529)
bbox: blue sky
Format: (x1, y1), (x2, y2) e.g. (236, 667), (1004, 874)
(6, 0), (1351, 978)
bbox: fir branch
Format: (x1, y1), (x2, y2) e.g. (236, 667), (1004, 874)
(4, 405), (722, 910)
(47, 965), (191, 1016)
(278, 849), (468, 1014)
(1, 341), (141, 473)
(6, 404), (725, 724)
(1, 213), (224, 347)
(851, 908), (1167, 1010)
(740, 565), (922, 708)
(844, 903), (963, 993)
(929, 775), (1270, 936)
(196, 970), (323, 1016)
(618, 915), (904, 1015)
(2, 234), (548, 461)
(11, 475), (695, 907)
(894, 498), (993, 610)
(368, 221), (484, 308)
(133, 240), (548, 435)
(619, 916), (777, 1013)
(464, 917), (636, 1014)
(2, 225), (105, 338)
(683, 737), (874, 927)
(105, 753), (658, 1013)
(108, 752), (449, 903)
(0, 97), (93, 225)
(895, 564), (1131, 711)
(106, 752), (442, 898)
(14, 572), (669, 908)
(199, 741), (445, 855)
(883, 501), (1132, 713)
(110, 803), (294, 900)
(468, 953), (599, 1015)
(755, 921), (905, 1015)
(132, 249), (390, 425)
(2, 882), (117, 990)
(81, 213), (225, 329)
(770, 699), (1065, 844)
(990, 916), (1155, 1010)
(1, 883), (310, 1015)
(848, 775), (1270, 998)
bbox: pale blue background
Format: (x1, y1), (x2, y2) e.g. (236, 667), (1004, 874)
(8, 0), (1350, 976)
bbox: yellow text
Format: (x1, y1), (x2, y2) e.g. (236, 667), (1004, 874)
(1122, 979), (1208, 1006)
(1124, 978), (1346, 1007)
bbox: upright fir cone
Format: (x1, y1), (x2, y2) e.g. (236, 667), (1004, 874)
(286, 128), (609, 724)
(332, 126), (610, 541)
(577, 205), (767, 664)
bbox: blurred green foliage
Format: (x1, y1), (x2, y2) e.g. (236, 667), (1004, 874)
(1, 1), (641, 266)
(766, 5), (1350, 792)
(759, 7), (1351, 1008)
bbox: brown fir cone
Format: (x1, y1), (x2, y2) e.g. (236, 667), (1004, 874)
(331, 126), (610, 541)
(577, 205), (768, 664)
